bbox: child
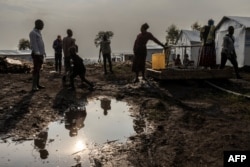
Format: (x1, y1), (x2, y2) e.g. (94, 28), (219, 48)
(183, 54), (194, 67)
(68, 46), (94, 91)
(173, 54), (182, 66)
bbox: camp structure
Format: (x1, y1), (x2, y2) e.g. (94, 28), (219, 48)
(146, 29), (233, 80)
(174, 30), (201, 66)
(215, 16), (250, 67)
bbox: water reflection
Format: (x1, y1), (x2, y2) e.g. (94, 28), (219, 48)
(34, 131), (49, 159)
(0, 96), (135, 167)
(64, 106), (87, 137)
(100, 97), (111, 116)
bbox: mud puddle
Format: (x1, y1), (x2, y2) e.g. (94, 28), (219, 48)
(0, 96), (135, 167)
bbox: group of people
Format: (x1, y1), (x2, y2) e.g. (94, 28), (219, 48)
(199, 19), (241, 79)
(30, 19), (116, 92)
(172, 19), (241, 79)
(173, 54), (194, 67)
(29, 19), (242, 92)
(29, 19), (95, 91)
(29, 19), (166, 91)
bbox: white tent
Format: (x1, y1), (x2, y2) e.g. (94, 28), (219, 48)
(215, 16), (250, 67)
(175, 30), (201, 66)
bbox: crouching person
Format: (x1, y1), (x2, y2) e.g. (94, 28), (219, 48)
(68, 46), (94, 91)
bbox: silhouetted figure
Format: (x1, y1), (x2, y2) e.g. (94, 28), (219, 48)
(199, 19), (216, 68)
(183, 54), (194, 67)
(173, 54), (182, 66)
(29, 19), (46, 91)
(99, 35), (113, 74)
(53, 35), (63, 73)
(62, 38), (78, 86)
(63, 29), (75, 73)
(68, 46), (94, 91)
(132, 23), (165, 83)
(100, 97), (111, 116)
(220, 26), (242, 79)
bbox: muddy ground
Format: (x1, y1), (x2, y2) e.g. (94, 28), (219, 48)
(0, 61), (250, 167)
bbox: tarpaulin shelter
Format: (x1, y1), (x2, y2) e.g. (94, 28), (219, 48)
(215, 16), (250, 67)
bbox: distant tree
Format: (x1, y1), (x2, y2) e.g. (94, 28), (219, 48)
(94, 31), (114, 47)
(191, 21), (202, 31)
(18, 38), (30, 50)
(166, 24), (180, 45)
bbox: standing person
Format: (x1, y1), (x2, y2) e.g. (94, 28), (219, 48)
(199, 19), (216, 69)
(99, 34), (113, 74)
(29, 19), (46, 91)
(62, 29), (74, 73)
(132, 23), (165, 83)
(68, 46), (94, 91)
(53, 35), (63, 73)
(220, 26), (242, 79)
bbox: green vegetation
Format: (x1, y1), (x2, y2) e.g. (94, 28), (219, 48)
(18, 38), (30, 50)
(94, 31), (114, 47)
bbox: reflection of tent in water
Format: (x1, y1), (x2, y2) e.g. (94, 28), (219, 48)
(100, 97), (111, 115)
(64, 106), (87, 137)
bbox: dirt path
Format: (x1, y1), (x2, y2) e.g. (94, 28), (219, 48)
(0, 62), (250, 167)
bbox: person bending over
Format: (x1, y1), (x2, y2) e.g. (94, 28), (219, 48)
(68, 46), (94, 91)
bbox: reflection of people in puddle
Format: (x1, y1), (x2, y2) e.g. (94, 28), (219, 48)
(64, 106), (87, 137)
(34, 131), (49, 159)
(100, 97), (111, 116)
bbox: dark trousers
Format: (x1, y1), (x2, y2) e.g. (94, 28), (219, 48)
(220, 52), (240, 77)
(102, 53), (113, 73)
(70, 68), (93, 88)
(64, 56), (71, 73)
(31, 53), (44, 88)
(55, 52), (62, 72)
(32, 53), (43, 76)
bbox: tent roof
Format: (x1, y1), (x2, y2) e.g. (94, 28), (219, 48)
(147, 44), (163, 49)
(216, 16), (250, 29)
(0, 50), (31, 56)
(176, 30), (200, 44)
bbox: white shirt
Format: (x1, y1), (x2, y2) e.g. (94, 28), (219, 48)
(29, 28), (45, 55)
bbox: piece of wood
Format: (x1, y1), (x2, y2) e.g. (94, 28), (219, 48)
(146, 68), (233, 80)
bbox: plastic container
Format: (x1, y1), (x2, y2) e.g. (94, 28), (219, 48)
(152, 53), (166, 70)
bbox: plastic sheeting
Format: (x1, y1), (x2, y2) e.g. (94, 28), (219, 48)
(6, 58), (23, 65)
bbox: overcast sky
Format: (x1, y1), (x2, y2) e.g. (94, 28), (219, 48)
(0, 0), (250, 58)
